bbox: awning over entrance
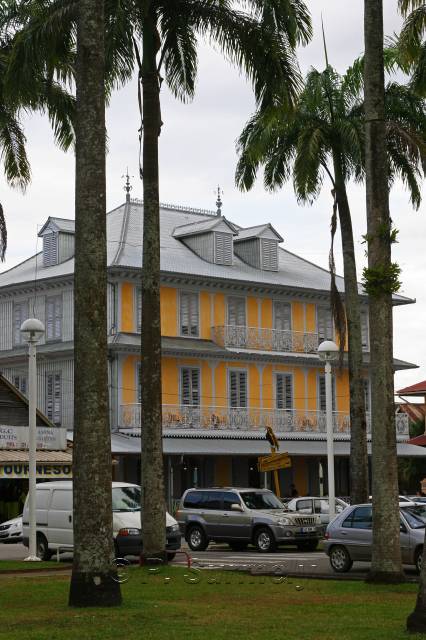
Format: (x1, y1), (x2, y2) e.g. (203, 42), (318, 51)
(108, 433), (426, 458)
(0, 448), (73, 479)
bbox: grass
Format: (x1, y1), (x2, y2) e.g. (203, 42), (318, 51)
(0, 566), (422, 639)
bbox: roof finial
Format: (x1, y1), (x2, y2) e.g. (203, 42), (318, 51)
(122, 168), (133, 203)
(215, 185), (223, 217)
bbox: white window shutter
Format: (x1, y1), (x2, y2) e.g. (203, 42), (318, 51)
(274, 301), (291, 331)
(136, 288), (142, 332)
(43, 233), (58, 267)
(215, 233), (233, 265)
(180, 292), (199, 336)
(228, 297), (246, 326)
(276, 374), (293, 409)
(318, 307), (333, 342)
(261, 239), (278, 271)
(46, 373), (62, 425)
(229, 370), (247, 408)
(181, 368), (200, 406)
(319, 374), (336, 411)
(361, 310), (369, 350)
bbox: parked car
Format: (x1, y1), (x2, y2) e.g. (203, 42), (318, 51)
(175, 487), (322, 553)
(22, 481), (181, 560)
(324, 503), (424, 574)
(0, 515), (23, 544)
(408, 496), (426, 505)
(285, 497), (349, 533)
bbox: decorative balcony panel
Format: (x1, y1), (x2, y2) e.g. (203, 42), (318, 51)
(211, 325), (319, 354)
(119, 403), (409, 437)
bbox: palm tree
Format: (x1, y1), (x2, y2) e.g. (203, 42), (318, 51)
(4, 0), (312, 562)
(68, 0), (121, 607)
(0, 35), (75, 261)
(394, 0), (425, 97)
(235, 66), (425, 506)
(363, 0), (405, 583)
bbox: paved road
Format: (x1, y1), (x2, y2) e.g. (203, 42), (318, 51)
(0, 542), (419, 580)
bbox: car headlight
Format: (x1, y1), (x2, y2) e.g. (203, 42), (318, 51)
(11, 523), (19, 529)
(169, 524), (180, 533)
(118, 528), (141, 536)
(276, 517), (292, 526)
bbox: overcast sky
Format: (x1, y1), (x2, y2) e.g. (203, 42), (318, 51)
(1, 1), (424, 391)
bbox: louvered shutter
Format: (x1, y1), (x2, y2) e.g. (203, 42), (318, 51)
(215, 233), (233, 265)
(261, 239), (278, 271)
(229, 370), (247, 408)
(46, 373), (62, 425)
(54, 296), (62, 338)
(43, 233), (58, 267)
(319, 374), (336, 411)
(137, 363), (142, 403)
(181, 368), (200, 406)
(273, 301), (292, 331)
(317, 307), (333, 342)
(363, 379), (370, 413)
(180, 292), (199, 336)
(227, 297), (246, 327)
(276, 374), (293, 410)
(46, 298), (54, 340)
(13, 302), (28, 345)
(136, 288), (142, 333)
(361, 310), (369, 350)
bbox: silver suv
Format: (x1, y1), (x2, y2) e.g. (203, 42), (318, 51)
(176, 487), (321, 553)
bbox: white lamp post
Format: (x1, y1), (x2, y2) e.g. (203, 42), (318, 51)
(20, 318), (45, 561)
(318, 340), (339, 520)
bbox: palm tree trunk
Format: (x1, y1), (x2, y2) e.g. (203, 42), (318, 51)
(364, 0), (403, 583)
(69, 0), (121, 606)
(332, 158), (369, 504)
(140, 10), (166, 562)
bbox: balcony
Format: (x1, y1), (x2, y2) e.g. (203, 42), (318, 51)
(211, 325), (319, 353)
(119, 404), (410, 437)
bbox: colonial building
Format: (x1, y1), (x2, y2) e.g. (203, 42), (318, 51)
(0, 194), (420, 506)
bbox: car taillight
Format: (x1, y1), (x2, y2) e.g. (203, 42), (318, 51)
(324, 532), (329, 539)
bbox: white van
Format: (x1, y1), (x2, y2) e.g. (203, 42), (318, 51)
(22, 481), (181, 560)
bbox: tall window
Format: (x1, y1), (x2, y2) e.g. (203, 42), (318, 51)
(214, 232), (233, 265)
(317, 307), (334, 343)
(363, 379), (370, 413)
(180, 368), (200, 406)
(136, 287), (142, 333)
(13, 375), (27, 395)
(361, 309), (369, 351)
(275, 373), (293, 410)
(273, 301), (291, 331)
(229, 370), (247, 408)
(46, 373), (62, 426)
(227, 297), (246, 326)
(13, 301), (29, 345)
(318, 374), (336, 412)
(46, 295), (63, 341)
(180, 291), (199, 336)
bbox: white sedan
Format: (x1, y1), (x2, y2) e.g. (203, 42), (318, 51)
(286, 497), (349, 531)
(0, 515), (23, 543)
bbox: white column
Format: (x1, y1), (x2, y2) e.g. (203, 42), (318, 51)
(325, 360), (335, 519)
(26, 341), (39, 561)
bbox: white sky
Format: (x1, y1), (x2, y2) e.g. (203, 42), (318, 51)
(1, 0), (424, 391)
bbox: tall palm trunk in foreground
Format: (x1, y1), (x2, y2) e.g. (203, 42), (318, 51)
(139, 8), (166, 562)
(332, 154), (368, 504)
(69, 0), (122, 606)
(363, 0), (403, 583)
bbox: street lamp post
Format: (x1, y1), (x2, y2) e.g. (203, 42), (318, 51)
(318, 340), (339, 520)
(20, 318), (45, 561)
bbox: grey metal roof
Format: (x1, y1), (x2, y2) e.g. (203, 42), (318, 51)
(172, 216), (237, 238)
(234, 223), (283, 242)
(0, 199), (414, 305)
(38, 217), (76, 236)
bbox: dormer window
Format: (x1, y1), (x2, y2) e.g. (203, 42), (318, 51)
(173, 216), (237, 265)
(43, 233), (58, 267)
(234, 224), (283, 272)
(38, 217), (75, 267)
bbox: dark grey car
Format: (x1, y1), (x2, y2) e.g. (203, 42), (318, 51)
(324, 503), (425, 573)
(175, 488), (321, 553)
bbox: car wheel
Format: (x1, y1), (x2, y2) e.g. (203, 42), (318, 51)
(228, 542), (248, 552)
(36, 534), (52, 561)
(297, 541), (318, 552)
(415, 547), (423, 574)
(254, 527), (276, 553)
(187, 525), (208, 551)
(329, 545), (352, 573)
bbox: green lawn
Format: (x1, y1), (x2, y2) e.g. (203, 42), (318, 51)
(0, 560), (71, 572)
(0, 566), (422, 640)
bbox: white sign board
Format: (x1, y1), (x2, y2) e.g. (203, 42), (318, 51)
(0, 426), (67, 451)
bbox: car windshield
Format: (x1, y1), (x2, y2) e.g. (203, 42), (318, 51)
(241, 492), (284, 510)
(401, 506), (426, 529)
(112, 486), (140, 512)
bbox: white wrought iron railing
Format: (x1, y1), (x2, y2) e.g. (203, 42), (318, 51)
(211, 325), (319, 353)
(119, 404), (410, 436)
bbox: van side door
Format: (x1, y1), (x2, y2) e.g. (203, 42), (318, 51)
(48, 489), (73, 547)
